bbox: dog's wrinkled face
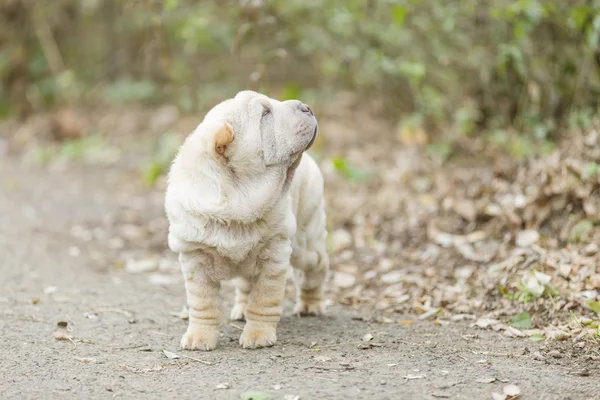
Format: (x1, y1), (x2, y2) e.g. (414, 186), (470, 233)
(172, 91), (318, 222)
(218, 91), (317, 171)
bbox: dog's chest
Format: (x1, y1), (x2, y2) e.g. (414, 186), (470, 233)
(211, 221), (268, 263)
(212, 205), (295, 272)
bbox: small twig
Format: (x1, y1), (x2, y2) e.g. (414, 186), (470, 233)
(94, 307), (133, 318)
(471, 351), (522, 358)
(229, 323), (244, 331)
(110, 344), (150, 350)
(303, 341), (362, 351)
(314, 376), (336, 381)
(55, 332), (77, 348)
(176, 352), (214, 365)
(145, 330), (171, 337)
(570, 312), (599, 345)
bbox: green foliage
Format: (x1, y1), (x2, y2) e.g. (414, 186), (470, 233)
(569, 220), (594, 243)
(141, 132), (181, 186)
(1, 0), (599, 146)
(104, 79), (159, 105)
(330, 156), (370, 182)
(510, 312), (532, 329)
(589, 301), (600, 316)
(529, 333), (545, 341)
(504, 270), (558, 303)
(33, 134), (110, 164)
(240, 392), (272, 400)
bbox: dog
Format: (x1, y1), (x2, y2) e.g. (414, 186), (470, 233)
(165, 90), (329, 350)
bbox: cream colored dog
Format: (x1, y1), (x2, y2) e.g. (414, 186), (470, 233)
(165, 90), (329, 350)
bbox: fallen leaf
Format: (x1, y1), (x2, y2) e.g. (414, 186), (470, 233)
(240, 391), (272, 400)
(381, 271), (403, 284)
(473, 317), (500, 329)
(399, 320), (414, 326)
(162, 350), (180, 359)
(533, 271), (551, 286)
(419, 307), (442, 320)
(529, 333), (545, 342)
(516, 230), (539, 247)
(333, 271), (356, 288)
(524, 276), (545, 297)
(504, 326), (526, 338)
(503, 384), (520, 397)
(510, 312), (532, 329)
(331, 229), (353, 251)
(453, 199), (477, 221)
(589, 301), (600, 316)
(404, 374), (426, 380)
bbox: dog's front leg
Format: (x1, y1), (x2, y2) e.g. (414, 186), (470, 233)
(239, 240), (290, 349)
(179, 252), (221, 351)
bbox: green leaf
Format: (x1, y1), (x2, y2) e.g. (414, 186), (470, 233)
(392, 5), (407, 25)
(529, 333), (545, 342)
(142, 161), (164, 187)
(281, 83), (301, 101)
(510, 312), (532, 329)
(330, 156), (371, 182)
(240, 392), (272, 400)
(589, 301), (600, 316)
(164, 0), (179, 11)
(569, 220), (594, 243)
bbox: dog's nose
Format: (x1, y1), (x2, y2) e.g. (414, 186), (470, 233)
(299, 103), (313, 116)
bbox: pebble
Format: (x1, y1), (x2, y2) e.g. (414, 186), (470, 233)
(532, 351), (545, 361)
(547, 350), (562, 359)
(583, 243), (598, 256)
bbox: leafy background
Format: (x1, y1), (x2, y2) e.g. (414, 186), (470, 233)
(2, 0), (599, 153)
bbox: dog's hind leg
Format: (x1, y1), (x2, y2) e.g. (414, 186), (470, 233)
(292, 247), (329, 316)
(230, 277), (252, 321)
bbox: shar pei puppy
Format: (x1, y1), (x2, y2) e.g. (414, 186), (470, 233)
(165, 90), (329, 350)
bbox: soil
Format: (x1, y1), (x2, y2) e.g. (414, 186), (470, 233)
(1, 152), (599, 400)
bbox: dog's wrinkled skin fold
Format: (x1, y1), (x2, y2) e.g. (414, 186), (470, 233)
(165, 91), (329, 350)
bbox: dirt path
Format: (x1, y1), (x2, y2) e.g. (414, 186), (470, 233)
(0, 156), (598, 400)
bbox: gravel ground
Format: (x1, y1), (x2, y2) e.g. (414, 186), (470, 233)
(1, 156), (599, 400)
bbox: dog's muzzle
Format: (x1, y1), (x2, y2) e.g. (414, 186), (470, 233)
(306, 125), (318, 150)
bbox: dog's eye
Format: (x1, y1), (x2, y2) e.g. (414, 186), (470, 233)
(262, 108), (271, 117)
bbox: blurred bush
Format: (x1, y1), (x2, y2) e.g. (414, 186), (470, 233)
(1, 0), (599, 140)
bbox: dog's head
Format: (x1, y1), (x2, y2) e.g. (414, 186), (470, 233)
(208, 90), (317, 169)
(172, 90), (318, 223)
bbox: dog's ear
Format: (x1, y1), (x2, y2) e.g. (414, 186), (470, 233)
(214, 122), (234, 155)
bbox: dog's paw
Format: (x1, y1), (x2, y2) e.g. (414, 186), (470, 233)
(239, 323), (277, 349)
(229, 303), (246, 321)
(294, 300), (323, 316)
(180, 328), (219, 351)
